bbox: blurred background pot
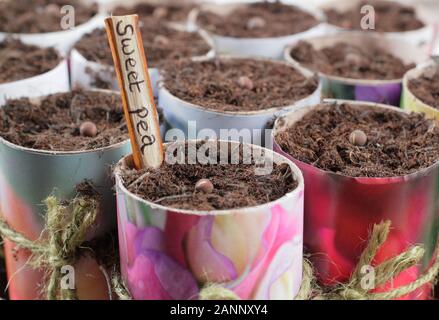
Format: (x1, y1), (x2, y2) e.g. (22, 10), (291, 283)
(320, 0), (435, 51)
(272, 100), (439, 299)
(284, 33), (427, 106)
(0, 41), (69, 105)
(0, 0), (105, 54)
(0, 89), (131, 300)
(190, 2), (326, 59)
(114, 140), (304, 300)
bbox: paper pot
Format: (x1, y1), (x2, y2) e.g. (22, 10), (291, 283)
(272, 100), (439, 299)
(101, 0), (197, 29)
(114, 140), (304, 300)
(0, 3), (105, 54)
(284, 33), (428, 106)
(0, 56), (69, 105)
(158, 56), (321, 146)
(70, 25), (214, 97)
(401, 61), (439, 121)
(189, 2), (326, 59)
(320, 0), (435, 50)
(0, 89), (131, 300)
(70, 48), (160, 97)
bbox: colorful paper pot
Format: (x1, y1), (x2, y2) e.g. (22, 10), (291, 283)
(272, 100), (439, 298)
(0, 4), (104, 54)
(320, 0), (435, 50)
(284, 32), (428, 107)
(158, 56), (321, 146)
(70, 27), (214, 96)
(0, 54), (69, 105)
(401, 61), (439, 121)
(189, 2), (326, 59)
(114, 140), (305, 300)
(0, 89), (131, 300)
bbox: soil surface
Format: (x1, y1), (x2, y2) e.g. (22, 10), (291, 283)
(197, 1), (319, 38)
(0, 90), (129, 151)
(275, 103), (439, 177)
(325, 0), (424, 32)
(0, 39), (61, 84)
(113, 2), (196, 24)
(0, 0), (98, 33)
(290, 41), (414, 80)
(74, 22), (211, 69)
(121, 141), (298, 210)
(408, 67), (439, 110)
(162, 58), (318, 112)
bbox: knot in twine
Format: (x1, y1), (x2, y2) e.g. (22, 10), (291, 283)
(0, 196), (98, 300)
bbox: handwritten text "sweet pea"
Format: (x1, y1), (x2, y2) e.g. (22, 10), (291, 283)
(115, 19), (156, 151)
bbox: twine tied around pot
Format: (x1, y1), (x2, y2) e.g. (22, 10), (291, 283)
(198, 221), (439, 300)
(0, 196), (98, 300)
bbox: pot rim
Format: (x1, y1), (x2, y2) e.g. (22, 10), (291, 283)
(319, 0), (433, 35)
(283, 32), (427, 86)
(189, 1), (326, 41)
(71, 23), (215, 68)
(114, 139), (304, 216)
(272, 98), (439, 183)
(0, 88), (130, 156)
(159, 55), (320, 116)
(0, 57), (67, 88)
(402, 61), (439, 115)
(0, 5), (104, 38)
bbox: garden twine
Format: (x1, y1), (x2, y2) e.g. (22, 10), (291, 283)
(0, 196), (98, 300)
(0, 195), (438, 300)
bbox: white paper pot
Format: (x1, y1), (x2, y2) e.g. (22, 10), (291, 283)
(0, 56), (69, 105)
(190, 2), (327, 59)
(320, 0), (435, 50)
(0, 2), (105, 55)
(158, 56), (321, 145)
(70, 48), (161, 96)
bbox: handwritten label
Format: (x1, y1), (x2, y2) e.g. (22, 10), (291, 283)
(105, 15), (163, 169)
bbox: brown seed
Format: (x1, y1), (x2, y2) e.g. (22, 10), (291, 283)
(153, 7), (169, 19)
(153, 35), (170, 47)
(80, 121), (98, 137)
(195, 179), (214, 194)
(349, 130), (367, 146)
(238, 76), (254, 90)
(246, 16), (266, 30)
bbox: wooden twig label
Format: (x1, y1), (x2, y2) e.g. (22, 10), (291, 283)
(105, 15), (163, 170)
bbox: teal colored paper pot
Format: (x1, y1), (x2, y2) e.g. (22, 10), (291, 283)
(284, 32), (428, 106)
(0, 90), (131, 300)
(114, 140), (305, 300)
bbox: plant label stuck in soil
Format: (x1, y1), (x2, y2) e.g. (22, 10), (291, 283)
(105, 15), (163, 170)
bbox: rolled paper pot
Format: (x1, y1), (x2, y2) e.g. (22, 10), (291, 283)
(70, 48), (159, 96)
(102, 0), (196, 29)
(284, 33), (428, 107)
(401, 62), (439, 121)
(0, 54), (69, 105)
(114, 140), (305, 300)
(70, 27), (214, 97)
(158, 56), (321, 146)
(0, 89), (131, 300)
(320, 0), (435, 50)
(272, 100), (439, 299)
(0, 1), (105, 55)
(189, 2), (326, 59)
